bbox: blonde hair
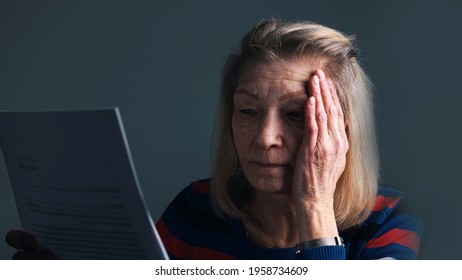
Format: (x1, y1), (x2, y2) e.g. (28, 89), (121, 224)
(211, 18), (379, 230)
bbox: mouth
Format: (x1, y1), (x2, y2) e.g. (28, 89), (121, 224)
(253, 161), (290, 168)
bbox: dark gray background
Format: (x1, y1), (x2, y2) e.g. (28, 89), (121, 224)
(1, 0), (461, 259)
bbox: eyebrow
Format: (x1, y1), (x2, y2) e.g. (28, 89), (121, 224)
(278, 91), (306, 101)
(234, 88), (306, 101)
(234, 89), (259, 99)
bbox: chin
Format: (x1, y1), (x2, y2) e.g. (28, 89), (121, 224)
(245, 175), (292, 194)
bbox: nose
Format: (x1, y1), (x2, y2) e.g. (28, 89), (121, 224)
(256, 112), (284, 150)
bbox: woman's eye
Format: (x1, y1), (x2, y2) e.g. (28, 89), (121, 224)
(287, 111), (305, 120)
(239, 109), (256, 115)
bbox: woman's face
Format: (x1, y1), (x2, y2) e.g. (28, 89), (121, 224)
(232, 60), (314, 193)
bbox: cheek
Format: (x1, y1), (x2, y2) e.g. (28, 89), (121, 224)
(292, 130), (305, 149)
(283, 123), (305, 151)
(232, 115), (267, 165)
(231, 114), (250, 154)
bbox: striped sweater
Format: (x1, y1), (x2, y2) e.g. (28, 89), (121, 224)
(156, 179), (423, 259)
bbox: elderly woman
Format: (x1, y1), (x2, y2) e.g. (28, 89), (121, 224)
(155, 18), (422, 260)
(6, 18), (422, 260)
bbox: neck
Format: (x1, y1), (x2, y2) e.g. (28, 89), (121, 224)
(243, 191), (299, 248)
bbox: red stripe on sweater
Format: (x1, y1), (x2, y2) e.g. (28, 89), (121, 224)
(373, 195), (400, 211)
(156, 218), (235, 260)
(365, 228), (420, 254)
(191, 181), (211, 194)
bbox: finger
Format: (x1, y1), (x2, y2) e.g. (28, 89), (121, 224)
(327, 78), (347, 131)
(12, 249), (54, 260)
(310, 73), (328, 140)
(5, 230), (38, 252)
(12, 251), (33, 260)
(305, 96), (317, 151)
(37, 249), (54, 259)
(317, 69), (338, 133)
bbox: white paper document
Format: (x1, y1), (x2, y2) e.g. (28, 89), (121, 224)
(0, 108), (168, 259)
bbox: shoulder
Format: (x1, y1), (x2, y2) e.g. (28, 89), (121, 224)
(187, 178), (212, 198)
(343, 187), (423, 259)
(156, 179), (236, 259)
(160, 178), (215, 220)
(173, 179), (213, 210)
(366, 187), (423, 231)
(367, 187), (408, 224)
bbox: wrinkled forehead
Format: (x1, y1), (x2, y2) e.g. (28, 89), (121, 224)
(237, 58), (320, 85)
(234, 59), (318, 99)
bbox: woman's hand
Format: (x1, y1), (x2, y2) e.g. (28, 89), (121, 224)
(5, 230), (54, 259)
(292, 69), (349, 241)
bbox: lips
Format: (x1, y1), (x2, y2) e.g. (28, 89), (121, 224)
(253, 161), (290, 168)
